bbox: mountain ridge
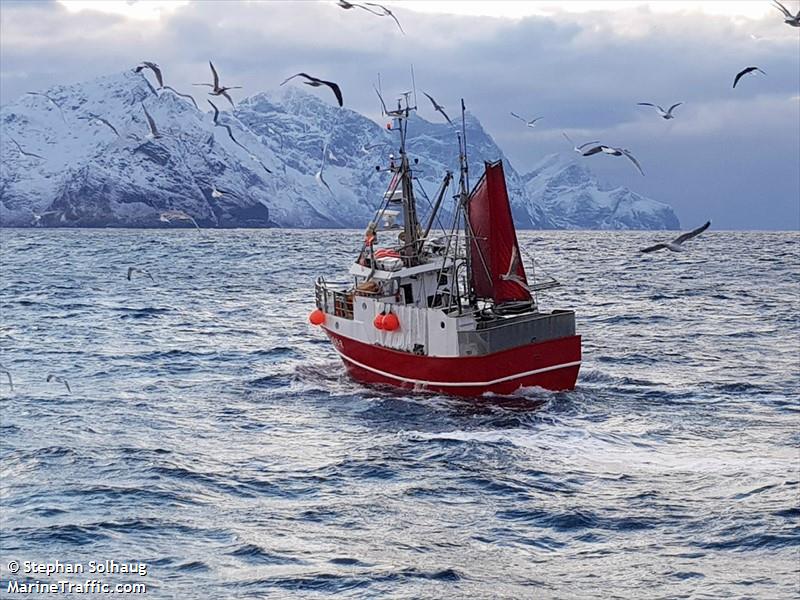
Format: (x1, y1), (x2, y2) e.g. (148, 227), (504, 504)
(0, 70), (679, 230)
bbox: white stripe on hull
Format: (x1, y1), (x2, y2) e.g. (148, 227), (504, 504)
(330, 345), (581, 388)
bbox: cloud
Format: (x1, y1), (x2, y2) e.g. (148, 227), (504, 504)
(1, 0), (798, 229)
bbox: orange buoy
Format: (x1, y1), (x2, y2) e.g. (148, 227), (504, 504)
(309, 309), (325, 325)
(382, 312), (399, 331)
(373, 313), (385, 330)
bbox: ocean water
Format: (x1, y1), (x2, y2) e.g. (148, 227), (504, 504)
(0, 228), (798, 599)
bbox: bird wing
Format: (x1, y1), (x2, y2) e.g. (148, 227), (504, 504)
(319, 142), (329, 174)
(26, 92), (66, 122)
(316, 171), (334, 196)
(150, 64), (164, 88)
(63, 380), (71, 393)
(387, 9), (405, 34)
(672, 220), (710, 245)
(667, 102), (683, 115)
(9, 137), (43, 159)
(163, 86), (199, 110)
(733, 67), (761, 88)
(220, 89), (235, 108)
(640, 243), (668, 253)
(361, 2), (388, 15)
(365, 3), (404, 33)
(772, 0), (792, 17)
(141, 104), (158, 136)
(510, 111), (527, 123)
(622, 149), (645, 175)
(222, 123), (250, 154)
(97, 117), (120, 136)
(562, 132), (575, 146)
(280, 73), (311, 86)
(423, 91), (437, 108)
(322, 80), (343, 107)
(249, 154), (273, 175)
(577, 140), (600, 149)
(637, 102), (656, 108)
(374, 85), (389, 115)
(209, 61), (220, 89)
(423, 92), (451, 123)
(127, 267), (134, 280)
(207, 99), (220, 124)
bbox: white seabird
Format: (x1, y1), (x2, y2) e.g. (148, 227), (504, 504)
(637, 102), (683, 120)
(127, 266), (155, 282)
(46, 374), (71, 394)
(640, 221), (711, 253)
(510, 112), (544, 128)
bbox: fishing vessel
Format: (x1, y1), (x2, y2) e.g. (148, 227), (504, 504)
(309, 94), (580, 397)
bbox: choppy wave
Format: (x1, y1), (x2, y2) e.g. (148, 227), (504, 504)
(0, 229), (798, 599)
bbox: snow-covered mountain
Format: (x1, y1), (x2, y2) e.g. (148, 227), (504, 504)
(523, 154), (680, 230)
(0, 70), (679, 229)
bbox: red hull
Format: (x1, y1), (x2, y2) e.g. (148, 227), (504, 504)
(324, 328), (581, 397)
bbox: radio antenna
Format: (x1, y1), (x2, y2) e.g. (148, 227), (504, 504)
(410, 64), (417, 109)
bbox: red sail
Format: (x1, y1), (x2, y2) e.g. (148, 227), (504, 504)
(467, 160), (532, 304)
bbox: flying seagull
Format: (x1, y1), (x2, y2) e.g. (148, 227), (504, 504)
(160, 210), (200, 230)
(510, 112), (544, 128)
(0, 364), (13, 392)
(562, 132), (602, 156)
(733, 66), (765, 89)
(640, 221), (711, 253)
(26, 92), (66, 122)
(207, 100), (272, 174)
(361, 141), (387, 154)
(373, 85), (405, 117)
(161, 86), (199, 110)
(637, 102), (683, 120)
(337, 1), (404, 32)
(194, 61), (241, 107)
(46, 374), (71, 394)
(422, 91), (452, 124)
(9, 137), (44, 160)
(78, 113), (120, 137)
(772, 0), (800, 26)
(134, 61), (164, 88)
(127, 266), (155, 282)
(281, 73), (343, 107)
(316, 142), (335, 196)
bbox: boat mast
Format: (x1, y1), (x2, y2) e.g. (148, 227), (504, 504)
(393, 93), (422, 266)
(457, 99), (475, 304)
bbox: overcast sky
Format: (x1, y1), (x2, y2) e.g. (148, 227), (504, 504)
(1, 0), (798, 229)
